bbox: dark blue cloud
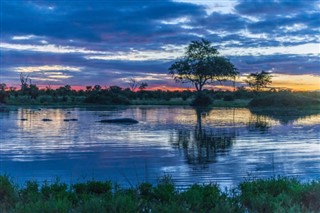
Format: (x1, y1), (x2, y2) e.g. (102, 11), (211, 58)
(197, 12), (250, 32)
(230, 55), (320, 75)
(1, 0), (319, 89)
(235, 0), (319, 17)
(1, 0), (205, 44)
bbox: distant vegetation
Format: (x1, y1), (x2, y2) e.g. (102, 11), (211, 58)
(249, 92), (320, 108)
(0, 81), (319, 109)
(0, 175), (319, 213)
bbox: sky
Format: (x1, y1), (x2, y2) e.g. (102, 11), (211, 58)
(0, 0), (319, 91)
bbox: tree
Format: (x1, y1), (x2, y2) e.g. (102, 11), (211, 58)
(169, 39), (238, 93)
(29, 84), (39, 99)
(128, 78), (148, 92)
(138, 82), (148, 91)
(93, 85), (102, 91)
(20, 72), (31, 92)
(0, 83), (7, 103)
(128, 78), (140, 92)
(245, 71), (272, 91)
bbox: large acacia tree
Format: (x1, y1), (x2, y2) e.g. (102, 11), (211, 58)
(169, 39), (238, 92)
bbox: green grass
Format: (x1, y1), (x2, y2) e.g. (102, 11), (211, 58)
(1, 175), (319, 213)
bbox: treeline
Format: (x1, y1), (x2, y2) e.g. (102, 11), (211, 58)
(0, 83), (319, 106)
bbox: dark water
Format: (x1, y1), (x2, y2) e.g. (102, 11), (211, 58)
(0, 106), (319, 188)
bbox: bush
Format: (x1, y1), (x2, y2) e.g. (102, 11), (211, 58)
(223, 94), (235, 101)
(73, 180), (112, 195)
(191, 93), (212, 106)
(0, 175), (319, 212)
(249, 92), (320, 107)
(0, 175), (17, 211)
(39, 95), (52, 104)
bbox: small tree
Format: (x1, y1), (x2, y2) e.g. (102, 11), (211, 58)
(0, 83), (7, 103)
(169, 39), (238, 93)
(245, 71), (272, 91)
(128, 78), (148, 92)
(20, 72), (30, 92)
(128, 78), (140, 92)
(93, 85), (102, 91)
(139, 82), (148, 91)
(86, 86), (92, 92)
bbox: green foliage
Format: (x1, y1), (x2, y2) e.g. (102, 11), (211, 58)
(239, 176), (320, 213)
(0, 175), (17, 211)
(154, 176), (176, 203)
(73, 180), (112, 195)
(0, 175), (319, 212)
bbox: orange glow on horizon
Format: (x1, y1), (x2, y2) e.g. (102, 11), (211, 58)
(4, 73), (319, 92)
(271, 74), (320, 91)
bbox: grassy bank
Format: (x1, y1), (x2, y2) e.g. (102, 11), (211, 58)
(1, 175), (319, 213)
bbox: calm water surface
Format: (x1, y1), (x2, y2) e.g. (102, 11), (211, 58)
(0, 106), (319, 188)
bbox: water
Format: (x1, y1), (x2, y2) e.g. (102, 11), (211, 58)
(0, 106), (319, 188)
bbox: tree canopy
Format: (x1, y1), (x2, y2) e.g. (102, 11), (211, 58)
(245, 71), (272, 91)
(169, 39), (238, 92)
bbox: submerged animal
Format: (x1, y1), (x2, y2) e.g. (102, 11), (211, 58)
(42, 118), (52, 122)
(98, 118), (139, 124)
(63, 118), (78, 122)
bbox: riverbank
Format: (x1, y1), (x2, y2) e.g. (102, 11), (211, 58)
(3, 98), (251, 107)
(1, 175), (319, 213)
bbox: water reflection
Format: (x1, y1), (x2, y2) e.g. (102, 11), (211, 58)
(249, 108), (320, 125)
(0, 106), (319, 187)
(247, 114), (271, 133)
(171, 108), (235, 167)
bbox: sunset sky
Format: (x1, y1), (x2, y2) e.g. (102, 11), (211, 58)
(1, 0), (319, 91)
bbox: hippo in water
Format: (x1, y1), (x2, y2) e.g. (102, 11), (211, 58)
(98, 118), (138, 124)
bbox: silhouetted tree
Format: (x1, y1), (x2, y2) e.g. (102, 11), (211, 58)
(139, 82), (148, 91)
(56, 85), (72, 96)
(20, 72), (31, 93)
(245, 71), (272, 91)
(169, 39), (238, 93)
(128, 78), (139, 92)
(86, 86), (92, 92)
(0, 83), (7, 103)
(94, 85), (102, 91)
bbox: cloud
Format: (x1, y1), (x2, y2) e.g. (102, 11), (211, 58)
(235, 0), (318, 17)
(12, 35), (36, 40)
(13, 65), (82, 73)
(1, 0), (319, 90)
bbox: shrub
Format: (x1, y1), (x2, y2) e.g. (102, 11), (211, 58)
(0, 175), (17, 211)
(223, 94), (235, 101)
(73, 180), (112, 195)
(249, 92), (320, 107)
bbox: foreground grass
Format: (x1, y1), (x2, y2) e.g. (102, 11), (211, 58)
(1, 175), (319, 213)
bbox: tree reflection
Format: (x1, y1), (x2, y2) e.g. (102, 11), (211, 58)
(247, 114), (271, 133)
(171, 108), (236, 167)
(249, 108), (320, 125)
